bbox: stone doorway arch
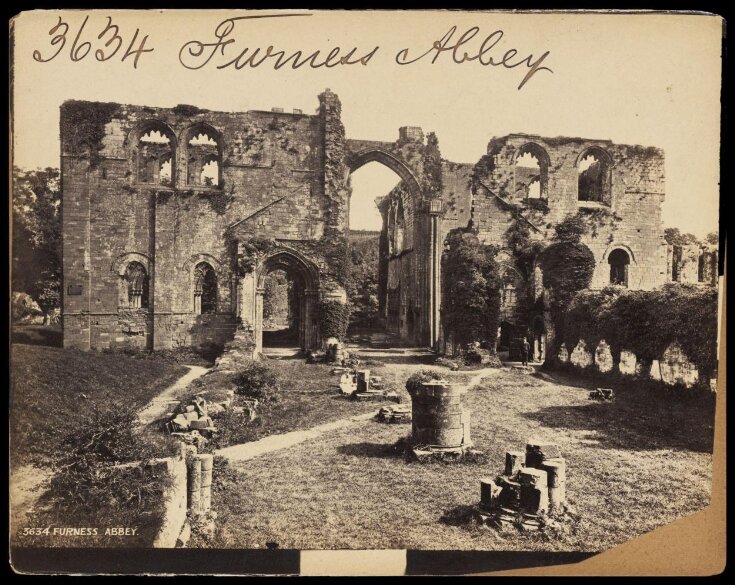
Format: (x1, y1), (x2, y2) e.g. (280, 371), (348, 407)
(236, 246), (320, 355)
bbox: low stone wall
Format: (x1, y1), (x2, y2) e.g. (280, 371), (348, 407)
(558, 339), (708, 388)
(151, 455), (188, 548)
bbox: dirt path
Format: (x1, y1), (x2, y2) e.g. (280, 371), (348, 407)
(9, 465), (52, 537)
(137, 365), (210, 426)
(216, 365), (499, 463)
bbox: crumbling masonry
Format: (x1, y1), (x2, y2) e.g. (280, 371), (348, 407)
(61, 91), (680, 353)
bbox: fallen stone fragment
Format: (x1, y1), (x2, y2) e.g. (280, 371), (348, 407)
(504, 451), (524, 476)
(589, 388), (614, 401)
(376, 404), (412, 423)
(525, 440), (562, 468)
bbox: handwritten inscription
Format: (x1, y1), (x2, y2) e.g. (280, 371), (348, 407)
(32, 14), (554, 90)
(32, 16), (153, 68)
(396, 26), (552, 90)
(178, 15), (378, 71)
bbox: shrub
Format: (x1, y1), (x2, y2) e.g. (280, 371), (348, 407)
(318, 300), (351, 340)
(231, 361), (280, 402)
(464, 347), (483, 364)
(406, 369), (444, 394)
(441, 229), (502, 351)
(23, 401), (176, 547)
(66, 401), (170, 465)
(559, 284), (719, 384)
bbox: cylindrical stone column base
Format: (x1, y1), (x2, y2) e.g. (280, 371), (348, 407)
(541, 458), (566, 511)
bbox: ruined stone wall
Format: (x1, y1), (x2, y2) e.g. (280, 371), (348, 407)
(377, 158), (475, 345)
(61, 98), (331, 351)
(439, 161), (474, 239)
(562, 338), (708, 388)
(667, 243), (718, 286)
(472, 134), (668, 293)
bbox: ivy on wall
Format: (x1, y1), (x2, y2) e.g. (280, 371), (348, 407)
(469, 140), (504, 195)
(60, 101), (121, 167)
(538, 216), (596, 358)
(421, 132), (444, 197)
(505, 205), (546, 278)
(236, 237), (279, 276)
(562, 284), (718, 383)
(441, 228), (502, 353)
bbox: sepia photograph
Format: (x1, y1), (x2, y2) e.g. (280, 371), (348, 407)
(9, 9), (724, 576)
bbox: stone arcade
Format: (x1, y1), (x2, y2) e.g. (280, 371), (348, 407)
(60, 90), (670, 354)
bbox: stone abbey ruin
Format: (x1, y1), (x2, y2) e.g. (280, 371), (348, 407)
(60, 89), (717, 356)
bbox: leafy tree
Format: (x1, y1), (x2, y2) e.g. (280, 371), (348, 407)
(441, 229), (502, 354)
(12, 167), (62, 323)
(664, 227), (700, 247)
(705, 231), (719, 246)
(263, 270), (290, 327)
(346, 232), (380, 329)
(539, 216), (596, 361)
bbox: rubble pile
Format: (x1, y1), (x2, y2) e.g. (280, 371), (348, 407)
(478, 439), (569, 531)
(333, 367), (400, 402)
(510, 365), (535, 374)
(164, 391), (258, 445)
(375, 403), (412, 423)
(588, 388), (614, 401)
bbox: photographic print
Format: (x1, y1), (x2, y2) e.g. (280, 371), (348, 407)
(9, 9), (724, 576)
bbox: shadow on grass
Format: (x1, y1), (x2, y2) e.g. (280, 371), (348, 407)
(336, 441), (404, 459)
(440, 504), (482, 527)
(11, 325), (62, 347)
(523, 395), (715, 453)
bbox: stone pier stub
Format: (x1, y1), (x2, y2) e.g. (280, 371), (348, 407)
(408, 381), (471, 450)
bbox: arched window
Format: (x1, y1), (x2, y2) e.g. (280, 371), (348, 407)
(515, 144), (549, 200)
(578, 148), (612, 204)
(194, 262), (217, 314)
(186, 127), (221, 187)
(608, 248), (630, 287)
(137, 126), (174, 185)
(124, 262), (149, 308)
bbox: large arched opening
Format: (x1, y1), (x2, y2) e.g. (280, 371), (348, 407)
(346, 148), (422, 340)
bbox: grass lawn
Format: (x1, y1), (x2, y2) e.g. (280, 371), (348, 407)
(10, 344), (189, 468)
(192, 368), (715, 552)
(186, 357), (439, 451)
(11, 324), (63, 347)
(10, 343), (189, 548)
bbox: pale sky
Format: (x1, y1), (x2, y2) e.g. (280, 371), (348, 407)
(12, 10), (722, 237)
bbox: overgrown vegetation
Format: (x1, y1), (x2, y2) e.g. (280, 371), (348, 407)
(561, 283), (719, 384)
(59, 100), (120, 166)
(231, 361), (280, 402)
(318, 300), (351, 340)
(12, 167), (62, 323)
(421, 132), (443, 197)
(236, 237), (279, 275)
(11, 345), (186, 547)
(346, 232), (380, 329)
(505, 206), (545, 278)
(469, 140), (504, 194)
(539, 215), (596, 359)
(441, 229), (502, 353)
(405, 369), (444, 394)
